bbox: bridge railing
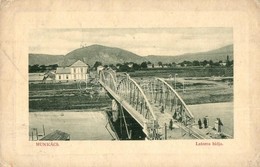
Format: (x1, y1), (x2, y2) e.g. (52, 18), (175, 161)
(99, 70), (158, 139)
(117, 74), (156, 123)
(141, 77), (194, 125)
(99, 69), (117, 92)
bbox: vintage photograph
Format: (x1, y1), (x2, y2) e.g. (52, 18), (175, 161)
(28, 28), (233, 140)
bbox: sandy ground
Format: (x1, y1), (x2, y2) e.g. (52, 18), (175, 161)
(29, 110), (115, 140)
(188, 102), (233, 136)
(29, 102), (233, 140)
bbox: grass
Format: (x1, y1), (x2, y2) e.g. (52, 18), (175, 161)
(129, 67), (233, 78)
(29, 66), (233, 111)
(29, 82), (111, 111)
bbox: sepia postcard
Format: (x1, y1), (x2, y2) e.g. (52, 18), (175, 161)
(0, 0), (259, 166)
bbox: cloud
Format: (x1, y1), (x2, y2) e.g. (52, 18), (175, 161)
(29, 28), (233, 56)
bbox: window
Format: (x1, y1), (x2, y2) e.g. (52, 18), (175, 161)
(81, 68), (83, 73)
(74, 74), (76, 79)
(66, 75), (69, 80)
(74, 68), (76, 73)
(59, 75), (61, 80)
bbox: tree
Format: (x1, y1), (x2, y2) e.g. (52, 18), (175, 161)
(192, 60), (200, 66)
(184, 61), (192, 66)
(201, 60), (208, 66)
(209, 60), (213, 66)
(230, 60), (233, 66)
(158, 61), (163, 67)
(213, 62), (220, 66)
(40, 65), (46, 72)
(119, 64), (130, 72)
(93, 61), (102, 69)
(29, 65), (31, 72)
(108, 64), (117, 70)
(180, 60), (192, 67)
(133, 63), (141, 70)
(116, 63), (122, 67)
(49, 64), (58, 70)
(226, 57), (232, 67)
(30, 64), (41, 73)
(140, 62), (148, 69)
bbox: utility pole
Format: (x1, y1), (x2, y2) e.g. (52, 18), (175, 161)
(165, 123), (167, 140)
(174, 74), (178, 90)
(183, 81), (185, 93)
(43, 125), (45, 136)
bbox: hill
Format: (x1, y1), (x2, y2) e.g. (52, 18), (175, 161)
(146, 44), (233, 64)
(29, 44), (233, 67)
(29, 54), (64, 66)
(62, 44), (147, 66)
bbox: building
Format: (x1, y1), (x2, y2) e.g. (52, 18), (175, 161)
(97, 65), (104, 74)
(55, 60), (89, 82)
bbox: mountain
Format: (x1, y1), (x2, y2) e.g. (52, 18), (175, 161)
(29, 54), (64, 66)
(29, 44), (233, 66)
(62, 44), (147, 66)
(146, 44), (233, 64)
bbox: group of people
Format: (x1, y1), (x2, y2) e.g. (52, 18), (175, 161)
(198, 116), (209, 129)
(197, 116), (224, 133)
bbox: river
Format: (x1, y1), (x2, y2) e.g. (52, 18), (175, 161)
(188, 102), (233, 136)
(29, 102), (233, 140)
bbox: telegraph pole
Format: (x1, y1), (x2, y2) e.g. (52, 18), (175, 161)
(174, 74), (178, 90)
(183, 81), (185, 93)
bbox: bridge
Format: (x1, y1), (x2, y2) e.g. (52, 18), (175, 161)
(99, 69), (225, 140)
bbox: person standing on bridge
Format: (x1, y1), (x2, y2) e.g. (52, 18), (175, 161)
(161, 106), (165, 113)
(169, 119), (173, 130)
(217, 118), (224, 133)
(198, 119), (202, 129)
(203, 116), (208, 129)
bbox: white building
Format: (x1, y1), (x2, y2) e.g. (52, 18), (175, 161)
(55, 60), (89, 82)
(97, 65), (104, 74)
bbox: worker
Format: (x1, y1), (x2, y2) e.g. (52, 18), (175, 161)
(198, 119), (202, 129)
(217, 118), (224, 133)
(203, 116), (208, 129)
(169, 119), (173, 130)
(161, 106), (164, 113)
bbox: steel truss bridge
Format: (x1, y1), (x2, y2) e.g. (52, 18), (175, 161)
(99, 69), (214, 140)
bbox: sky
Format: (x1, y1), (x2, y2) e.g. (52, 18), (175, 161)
(29, 28), (233, 56)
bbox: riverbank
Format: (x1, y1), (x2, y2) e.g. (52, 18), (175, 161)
(29, 74), (233, 111)
(29, 109), (115, 140)
(29, 102), (233, 140)
(188, 102), (233, 136)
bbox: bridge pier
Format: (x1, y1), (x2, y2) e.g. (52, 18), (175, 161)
(106, 98), (147, 140)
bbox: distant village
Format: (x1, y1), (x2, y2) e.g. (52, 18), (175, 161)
(29, 55), (233, 83)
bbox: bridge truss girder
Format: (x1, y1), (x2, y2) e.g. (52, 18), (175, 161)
(99, 69), (195, 140)
(140, 78), (194, 125)
(99, 70), (158, 140)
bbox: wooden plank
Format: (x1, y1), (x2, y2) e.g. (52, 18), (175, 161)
(40, 130), (70, 141)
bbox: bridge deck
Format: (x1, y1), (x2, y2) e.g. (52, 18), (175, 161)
(99, 71), (229, 140)
(151, 103), (228, 139)
(100, 80), (147, 128)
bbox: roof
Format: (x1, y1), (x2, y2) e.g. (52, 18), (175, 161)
(40, 130), (70, 141)
(70, 60), (88, 67)
(56, 67), (71, 74)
